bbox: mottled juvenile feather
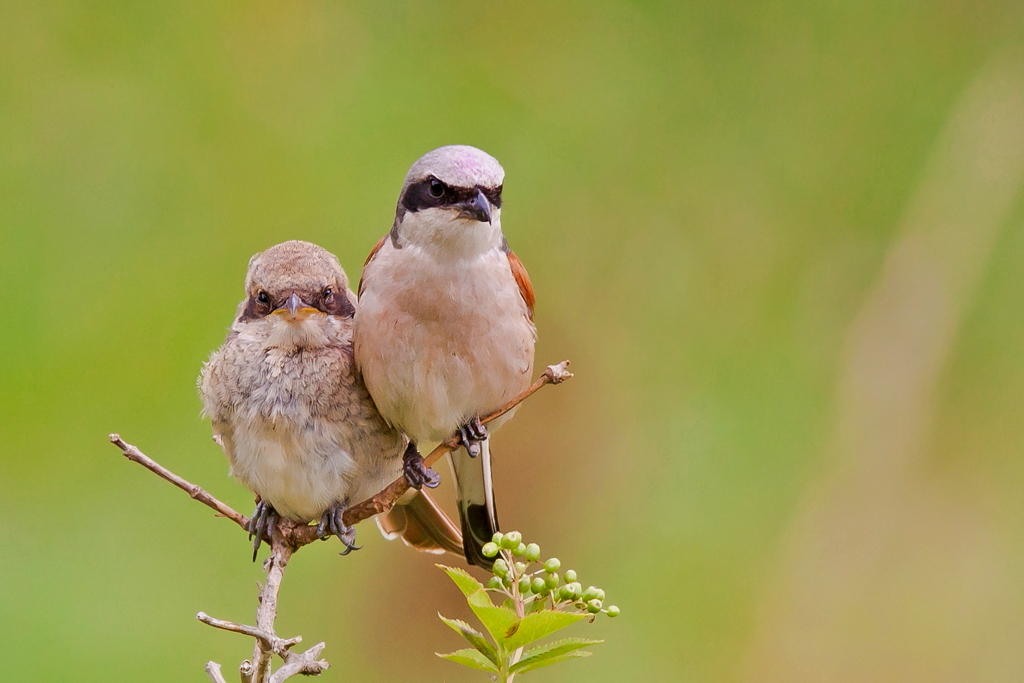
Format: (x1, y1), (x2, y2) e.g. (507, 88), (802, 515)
(200, 241), (404, 522)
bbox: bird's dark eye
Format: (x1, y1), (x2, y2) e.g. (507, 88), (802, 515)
(323, 287), (333, 299)
(257, 291), (269, 304)
(428, 178), (445, 198)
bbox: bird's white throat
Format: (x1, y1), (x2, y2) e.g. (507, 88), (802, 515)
(398, 207), (504, 261)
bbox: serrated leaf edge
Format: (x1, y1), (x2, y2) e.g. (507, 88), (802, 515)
(521, 637), (603, 661)
(503, 609), (586, 652)
(437, 564), (488, 600)
(438, 614), (499, 665)
(511, 649), (593, 674)
(436, 648), (500, 673)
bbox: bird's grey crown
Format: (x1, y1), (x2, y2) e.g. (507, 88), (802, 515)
(390, 146), (505, 244)
(402, 145), (505, 193)
(245, 240), (348, 294)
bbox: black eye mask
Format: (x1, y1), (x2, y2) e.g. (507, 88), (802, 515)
(401, 176), (502, 213)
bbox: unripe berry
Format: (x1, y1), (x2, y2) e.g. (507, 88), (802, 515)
(582, 586), (601, 602)
(543, 558), (561, 573)
(605, 605), (620, 617)
(492, 559), (509, 577)
(514, 562), (527, 574)
(586, 599), (603, 614)
(531, 577), (547, 594)
(518, 576), (532, 593)
(491, 532), (505, 546)
(566, 582), (582, 600)
(502, 531), (522, 549)
(544, 573), (559, 589)
(481, 542), (499, 558)
(594, 588), (606, 601)
(486, 577), (504, 590)
(557, 585), (574, 601)
(524, 543), (541, 562)
(513, 543), (527, 557)
(564, 569), (577, 583)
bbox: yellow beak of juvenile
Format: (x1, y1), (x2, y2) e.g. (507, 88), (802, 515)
(272, 292), (319, 320)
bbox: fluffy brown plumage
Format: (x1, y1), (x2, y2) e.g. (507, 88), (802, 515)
(200, 240), (462, 556)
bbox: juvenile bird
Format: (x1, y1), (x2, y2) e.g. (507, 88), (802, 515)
(200, 240), (462, 558)
(355, 146), (536, 568)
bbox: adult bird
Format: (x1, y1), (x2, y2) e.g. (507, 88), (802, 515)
(200, 240), (463, 559)
(355, 146), (536, 568)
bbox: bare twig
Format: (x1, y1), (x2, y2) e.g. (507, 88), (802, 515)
(195, 540), (328, 682)
(108, 434), (249, 532)
(196, 612), (299, 653)
(206, 661), (228, 683)
(110, 361), (573, 681)
(269, 642), (328, 683)
(251, 541), (292, 680)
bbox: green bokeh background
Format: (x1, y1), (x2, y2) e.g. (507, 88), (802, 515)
(3, 2), (1024, 681)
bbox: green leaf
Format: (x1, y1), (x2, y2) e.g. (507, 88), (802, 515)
(510, 637), (603, 674)
(437, 565), (487, 599)
(469, 603), (521, 644)
(510, 649), (592, 674)
(438, 614), (498, 665)
(526, 596), (548, 614)
(436, 648), (500, 673)
(436, 564), (521, 644)
(503, 609), (586, 652)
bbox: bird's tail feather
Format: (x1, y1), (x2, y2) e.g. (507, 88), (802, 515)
(375, 489), (464, 556)
(451, 439), (499, 569)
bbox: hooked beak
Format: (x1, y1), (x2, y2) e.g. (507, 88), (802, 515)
(456, 188), (492, 224)
(272, 292), (309, 319)
(286, 292), (303, 317)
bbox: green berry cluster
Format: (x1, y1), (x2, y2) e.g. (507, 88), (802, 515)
(481, 531), (619, 618)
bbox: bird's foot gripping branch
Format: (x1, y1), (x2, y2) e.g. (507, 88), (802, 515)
(109, 362), (579, 683)
(437, 530), (619, 683)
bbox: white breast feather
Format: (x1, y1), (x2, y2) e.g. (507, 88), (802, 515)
(356, 238), (535, 446)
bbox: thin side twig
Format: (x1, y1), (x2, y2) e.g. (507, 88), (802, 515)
(205, 661), (229, 683)
(196, 612), (300, 654)
(268, 642), (328, 683)
(108, 434), (249, 532)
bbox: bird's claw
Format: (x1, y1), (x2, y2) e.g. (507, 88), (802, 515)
(402, 442), (441, 489)
(458, 417), (488, 458)
(317, 502), (360, 555)
(248, 500), (278, 562)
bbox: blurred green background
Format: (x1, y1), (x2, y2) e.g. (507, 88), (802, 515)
(3, 1), (1024, 681)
